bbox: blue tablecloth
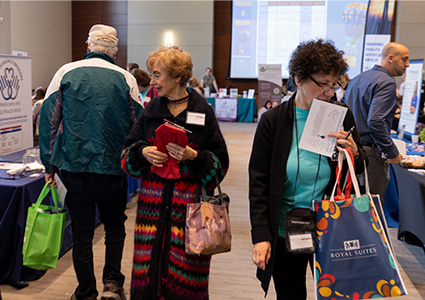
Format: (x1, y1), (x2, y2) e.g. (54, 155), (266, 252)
(392, 164), (425, 248)
(207, 97), (257, 123)
(382, 140), (423, 228)
(0, 169), (50, 287)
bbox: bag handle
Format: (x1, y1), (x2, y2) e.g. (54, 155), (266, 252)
(330, 148), (361, 202)
(34, 182), (61, 211)
(363, 160), (371, 195)
(200, 177), (225, 204)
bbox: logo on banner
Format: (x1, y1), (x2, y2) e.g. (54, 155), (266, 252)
(0, 59), (23, 101)
(343, 239), (360, 251)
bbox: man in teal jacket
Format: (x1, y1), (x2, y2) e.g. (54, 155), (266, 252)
(39, 24), (142, 300)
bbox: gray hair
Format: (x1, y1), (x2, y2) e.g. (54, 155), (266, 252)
(88, 42), (118, 57)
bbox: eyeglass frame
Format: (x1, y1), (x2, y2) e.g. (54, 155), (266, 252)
(308, 75), (342, 93)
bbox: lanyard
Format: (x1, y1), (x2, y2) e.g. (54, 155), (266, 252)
(292, 105), (321, 209)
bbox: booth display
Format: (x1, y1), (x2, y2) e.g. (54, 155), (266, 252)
(207, 97), (257, 123)
(398, 59), (424, 139)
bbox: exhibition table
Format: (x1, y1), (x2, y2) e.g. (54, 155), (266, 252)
(207, 97), (257, 123)
(391, 163), (425, 247)
(0, 169), (51, 287)
(0, 148), (135, 288)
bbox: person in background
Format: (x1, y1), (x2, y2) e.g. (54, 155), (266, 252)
(187, 76), (204, 96)
(121, 46), (229, 300)
(39, 24), (141, 300)
(32, 87), (46, 145)
(285, 76), (297, 96)
(200, 67), (219, 94)
(249, 39), (366, 300)
(31, 86), (44, 106)
(336, 74), (350, 101)
(257, 100), (272, 121)
(127, 62), (139, 73)
(131, 68), (158, 111)
(343, 42), (410, 203)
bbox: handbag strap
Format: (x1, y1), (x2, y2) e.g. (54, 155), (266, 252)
(330, 148), (361, 202)
(199, 177), (225, 203)
(34, 182), (60, 211)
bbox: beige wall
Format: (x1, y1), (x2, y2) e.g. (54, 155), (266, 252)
(2, 0), (424, 90)
(0, 1), (11, 55)
(127, 0), (214, 82)
(396, 1), (425, 60)
(8, 1), (72, 90)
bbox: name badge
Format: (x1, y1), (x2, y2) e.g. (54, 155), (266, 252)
(289, 233), (314, 250)
(186, 112), (205, 126)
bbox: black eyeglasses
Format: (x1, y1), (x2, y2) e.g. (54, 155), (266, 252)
(308, 75), (342, 93)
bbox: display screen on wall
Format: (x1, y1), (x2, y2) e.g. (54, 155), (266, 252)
(230, 0), (369, 79)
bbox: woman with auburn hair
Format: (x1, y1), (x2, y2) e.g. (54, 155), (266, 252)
(121, 46), (229, 300)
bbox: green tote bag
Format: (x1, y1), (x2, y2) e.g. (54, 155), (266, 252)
(22, 182), (67, 270)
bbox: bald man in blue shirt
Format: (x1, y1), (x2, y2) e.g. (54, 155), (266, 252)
(343, 42), (409, 203)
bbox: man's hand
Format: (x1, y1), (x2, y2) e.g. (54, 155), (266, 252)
(45, 173), (57, 188)
(388, 153), (403, 164)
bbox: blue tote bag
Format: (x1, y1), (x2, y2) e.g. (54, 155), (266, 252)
(314, 149), (407, 299)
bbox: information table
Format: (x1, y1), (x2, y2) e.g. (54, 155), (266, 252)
(0, 169), (50, 287)
(383, 140), (425, 248)
(0, 148), (131, 287)
(207, 97), (257, 123)
(392, 163), (425, 248)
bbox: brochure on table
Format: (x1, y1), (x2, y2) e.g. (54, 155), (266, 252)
(218, 88), (227, 98)
(299, 99), (347, 157)
(229, 88), (238, 98)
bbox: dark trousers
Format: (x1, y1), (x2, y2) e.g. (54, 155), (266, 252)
(62, 171), (128, 300)
(273, 237), (313, 300)
(363, 145), (390, 205)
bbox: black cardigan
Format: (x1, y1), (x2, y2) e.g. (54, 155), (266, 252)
(248, 94), (366, 294)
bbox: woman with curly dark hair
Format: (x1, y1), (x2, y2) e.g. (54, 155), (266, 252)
(248, 39), (367, 299)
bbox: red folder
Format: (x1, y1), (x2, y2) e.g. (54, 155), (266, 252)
(151, 123), (188, 179)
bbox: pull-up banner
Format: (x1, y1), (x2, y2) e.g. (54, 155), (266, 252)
(362, 0), (396, 72)
(258, 64), (282, 109)
(0, 55), (33, 155)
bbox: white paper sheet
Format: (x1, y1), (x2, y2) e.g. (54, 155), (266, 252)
(299, 99), (347, 157)
(54, 173), (67, 207)
(392, 138), (407, 158)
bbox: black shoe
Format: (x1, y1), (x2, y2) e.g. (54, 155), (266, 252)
(100, 280), (126, 300)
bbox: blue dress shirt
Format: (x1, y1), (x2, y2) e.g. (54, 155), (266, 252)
(343, 65), (399, 159)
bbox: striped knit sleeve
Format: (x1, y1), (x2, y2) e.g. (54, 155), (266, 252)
(121, 141), (150, 179)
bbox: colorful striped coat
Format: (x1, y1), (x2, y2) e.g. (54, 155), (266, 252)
(121, 88), (229, 300)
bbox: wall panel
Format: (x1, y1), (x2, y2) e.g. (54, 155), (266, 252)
(72, 1), (127, 69)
